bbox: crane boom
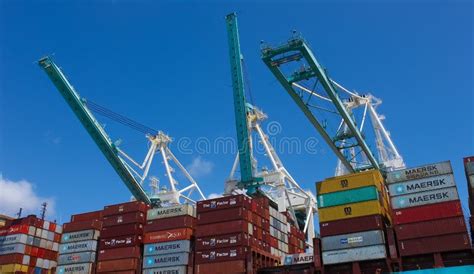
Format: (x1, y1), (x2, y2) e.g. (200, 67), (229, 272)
(226, 13), (262, 194)
(261, 37), (380, 172)
(38, 57), (151, 204)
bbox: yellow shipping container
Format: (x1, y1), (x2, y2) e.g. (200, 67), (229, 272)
(319, 200), (391, 223)
(0, 264), (29, 273)
(316, 169), (384, 195)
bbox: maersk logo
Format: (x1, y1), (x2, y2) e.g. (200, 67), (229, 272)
(396, 185), (404, 194)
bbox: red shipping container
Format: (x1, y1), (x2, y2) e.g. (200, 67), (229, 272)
(70, 210), (103, 222)
(0, 224), (30, 236)
(101, 223), (144, 238)
(196, 232), (251, 251)
(195, 220), (254, 237)
(195, 246), (249, 264)
(197, 207), (252, 225)
(386, 227), (398, 259)
(197, 194), (252, 213)
(395, 216), (467, 240)
(392, 200), (462, 225)
(63, 219), (102, 233)
(98, 246), (142, 261)
(319, 214), (385, 237)
(145, 215), (195, 233)
(144, 228), (193, 244)
(398, 232), (471, 256)
(96, 258), (140, 272)
(195, 260), (247, 274)
(103, 201), (148, 217)
(0, 254), (26, 264)
(102, 212), (145, 227)
(99, 234), (143, 250)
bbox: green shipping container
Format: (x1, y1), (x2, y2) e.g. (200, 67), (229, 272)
(317, 186), (379, 208)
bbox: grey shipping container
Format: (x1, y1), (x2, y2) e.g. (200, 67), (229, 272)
(322, 230), (385, 251)
(322, 244), (387, 265)
(61, 229), (100, 243)
(0, 243), (26, 255)
(468, 175), (474, 189)
(147, 204), (195, 221)
(59, 240), (98, 254)
(391, 187), (459, 209)
(466, 162), (474, 176)
(0, 234), (34, 246)
(56, 263), (94, 274)
(143, 252), (190, 269)
(142, 265), (188, 274)
(58, 251), (96, 265)
(144, 240), (191, 256)
(388, 174), (456, 197)
(386, 161), (452, 184)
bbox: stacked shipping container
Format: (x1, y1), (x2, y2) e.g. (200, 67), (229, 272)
(464, 156), (474, 242)
(387, 161), (472, 270)
(0, 215), (62, 273)
(57, 210), (102, 274)
(316, 170), (394, 273)
(96, 201), (147, 273)
(194, 195), (280, 274)
(143, 204), (196, 274)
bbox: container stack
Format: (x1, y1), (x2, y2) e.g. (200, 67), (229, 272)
(316, 170), (394, 274)
(142, 204), (196, 274)
(0, 215), (62, 273)
(387, 160), (473, 270)
(96, 201), (147, 274)
(287, 218), (305, 255)
(57, 210), (102, 274)
(268, 206), (289, 257)
(464, 156), (474, 241)
(194, 194), (279, 274)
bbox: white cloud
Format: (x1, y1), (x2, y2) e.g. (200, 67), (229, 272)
(207, 193), (222, 199)
(186, 156), (214, 178)
(0, 175), (56, 219)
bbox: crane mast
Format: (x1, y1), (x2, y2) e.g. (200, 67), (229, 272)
(38, 57), (151, 203)
(226, 13), (263, 194)
(261, 37), (380, 173)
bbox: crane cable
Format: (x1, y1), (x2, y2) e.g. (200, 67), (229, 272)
(84, 100), (158, 136)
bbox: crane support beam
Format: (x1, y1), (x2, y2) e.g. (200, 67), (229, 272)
(261, 38), (380, 172)
(226, 13), (262, 193)
(38, 57), (151, 204)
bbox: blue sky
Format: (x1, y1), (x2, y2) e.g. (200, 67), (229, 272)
(0, 1), (472, 223)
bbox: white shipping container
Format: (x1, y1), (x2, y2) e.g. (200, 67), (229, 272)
(386, 161), (452, 184)
(391, 187), (459, 209)
(388, 174), (456, 197)
(59, 240), (98, 254)
(56, 263), (94, 274)
(322, 230), (385, 251)
(61, 229), (100, 243)
(147, 204), (195, 220)
(466, 162), (474, 176)
(0, 243), (26, 255)
(143, 266), (188, 274)
(283, 253), (314, 265)
(0, 234), (34, 246)
(322, 244), (387, 265)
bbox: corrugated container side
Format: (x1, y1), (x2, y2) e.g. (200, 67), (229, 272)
(388, 174), (456, 197)
(386, 227), (398, 259)
(317, 186), (379, 208)
(392, 200), (463, 225)
(195, 220), (254, 237)
(322, 244), (387, 265)
(195, 260), (247, 274)
(101, 223), (143, 238)
(321, 229), (385, 251)
(61, 229), (100, 243)
(70, 210), (103, 222)
(103, 201), (148, 217)
(195, 232), (250, 251)
(196, 194), (252, 213)
(142, 265), (188, 274)
(98, 246), (142, 261)
(144, 240), (191, 256)
(143, 252), (190, 269)
(145, 215), (195, 232)
(0, 243), (26, 255)
(101, 212), (145, 227)
(147, 204), (195, 221)
(63, 219), (102, 233)
(195, 246), (249, 264)
(316, 169), (384, 195)
(59, 240), (98, 254)
(96, 258), (140, 272)
(391, 187), (459, 209)
(395, 216), (467, 240)
(144, 228), (193, 244)
(318, 200), (389, 223)
(57, 251), (96, 265)
(55, 263), (95, 274)
(386, 161), (452, 184)
(99, 234), (142, 249)
(319, 214), (385, 237)
(398, 232), (471, 256)
(197, 207), (252, 225)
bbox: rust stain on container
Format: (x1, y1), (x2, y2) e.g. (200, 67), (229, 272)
(144, 228), (194, 244)
(392, 200), (463, 225)
(319, 214), (385, 237)
(398, 232), (470, 256)
(395, 216), (467, 240)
